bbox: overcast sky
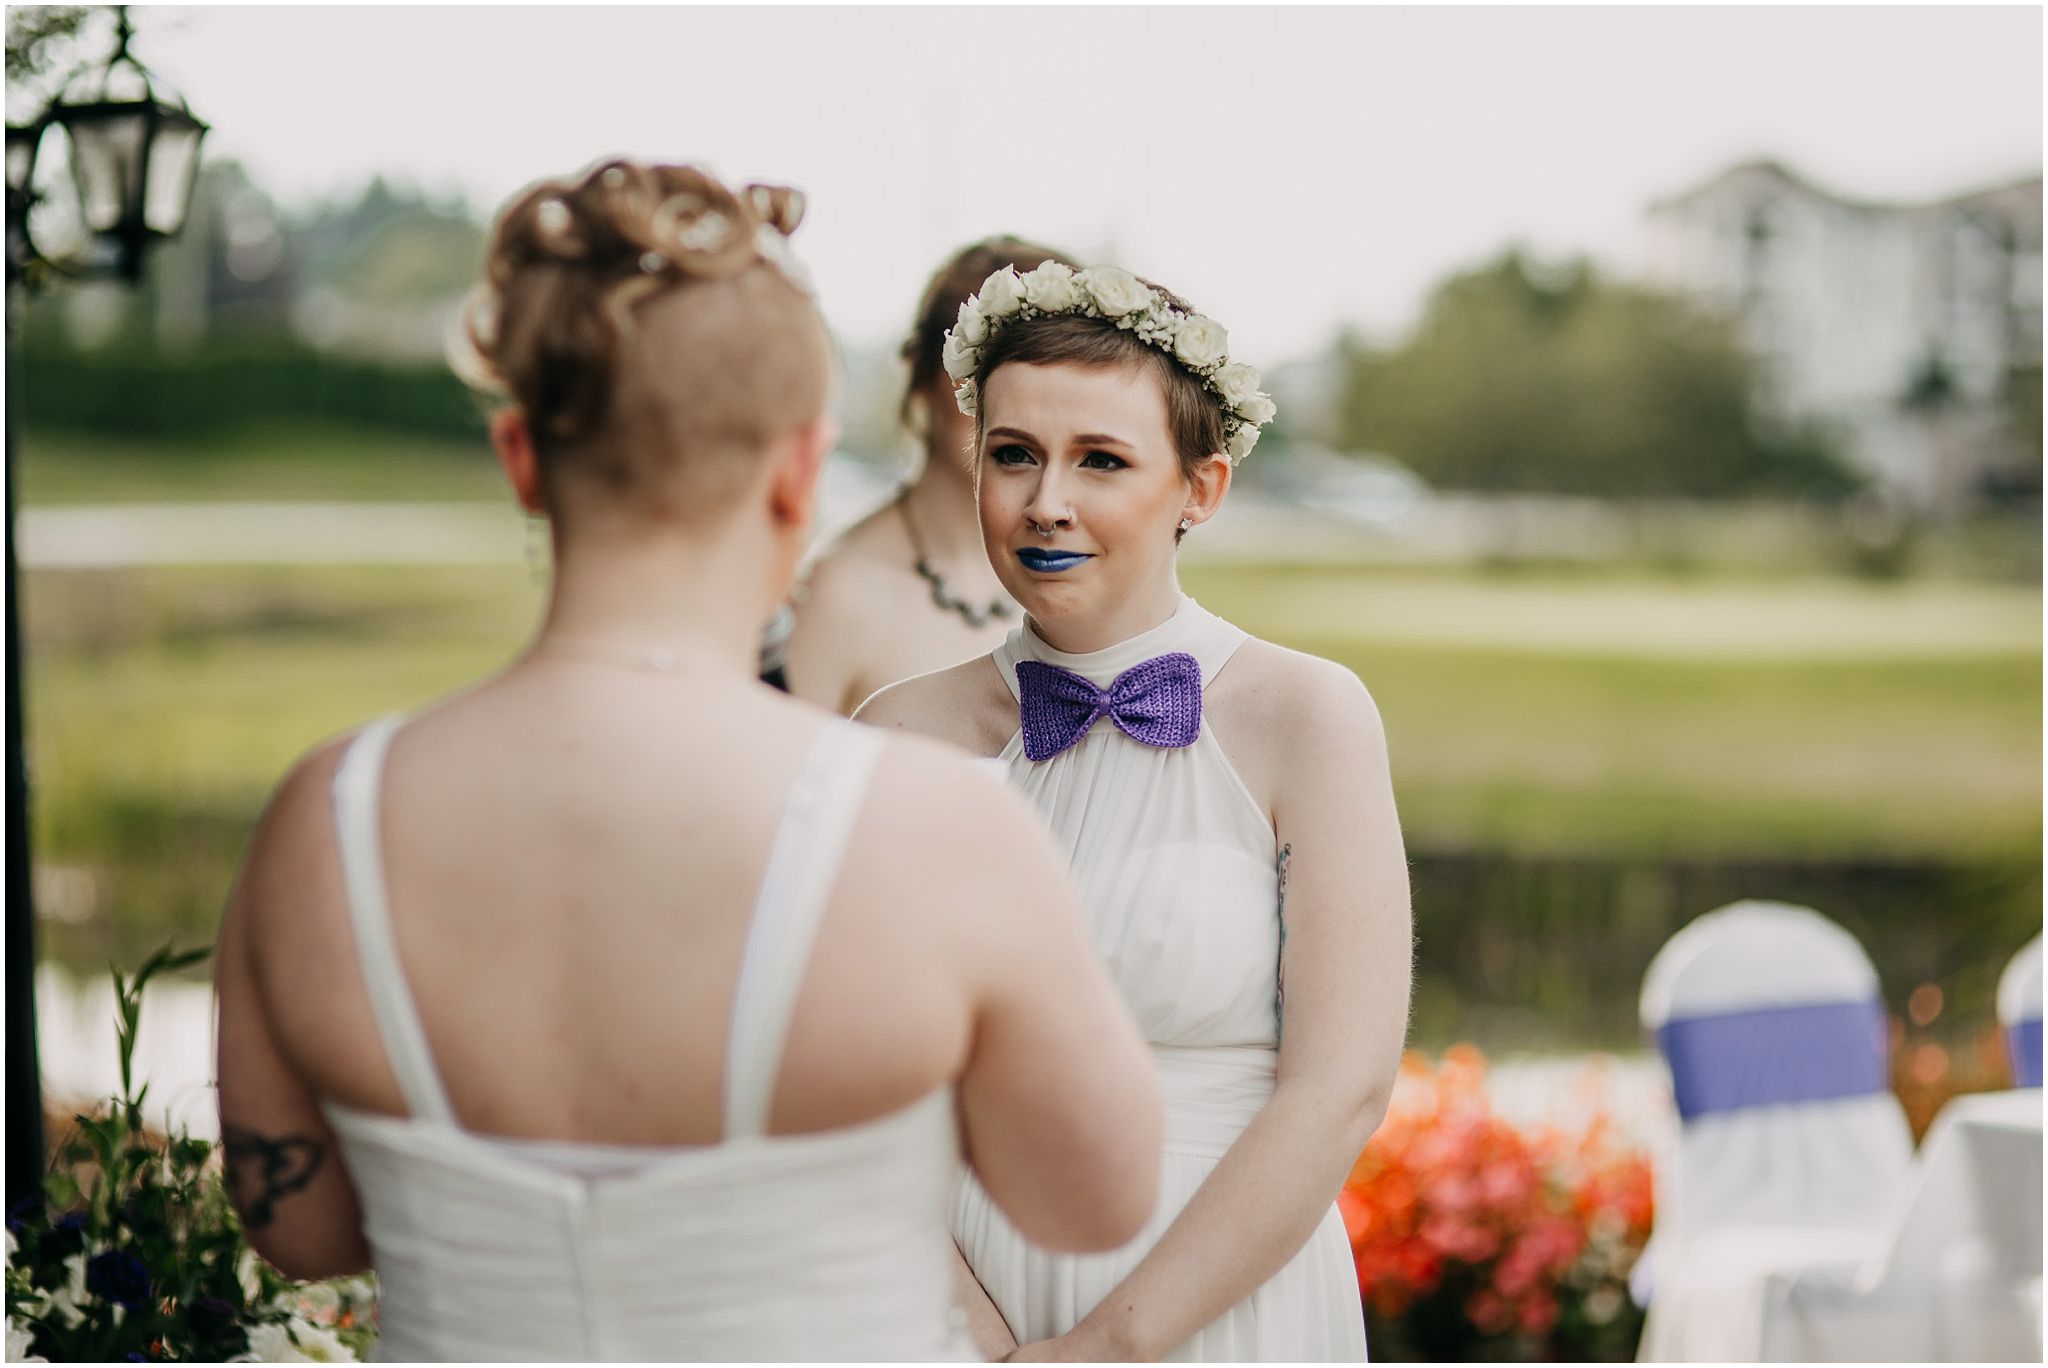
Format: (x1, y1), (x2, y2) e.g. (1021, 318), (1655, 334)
(117, 5), (2046, 365)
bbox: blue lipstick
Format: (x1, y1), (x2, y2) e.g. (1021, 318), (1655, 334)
(1016, 548), (1094, 574)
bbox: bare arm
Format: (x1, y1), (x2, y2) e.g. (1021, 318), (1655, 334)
(215, 752), (372, 1280)
(1045, 664), (1412, 1360)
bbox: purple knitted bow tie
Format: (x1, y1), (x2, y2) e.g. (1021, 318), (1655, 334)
(1016, 652), (1204, 762)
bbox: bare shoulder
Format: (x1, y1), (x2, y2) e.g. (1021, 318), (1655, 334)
(1214, 638), (1382, 745)
(1209, 639), (1387, 815)
(798, 502), (913, 598)
(854, 653), (1016, 758)
(236, 730), (357, 906)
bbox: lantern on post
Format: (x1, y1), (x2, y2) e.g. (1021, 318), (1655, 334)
(5, 4), (208, 1213)
(6, 4), (208, 285)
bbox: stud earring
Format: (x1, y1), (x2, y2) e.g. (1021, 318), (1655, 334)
(1178, 517), (1193, 533)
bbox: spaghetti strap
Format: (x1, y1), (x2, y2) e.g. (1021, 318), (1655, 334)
(723, 720), (885, 1140)
(330, 714), (459, 1128)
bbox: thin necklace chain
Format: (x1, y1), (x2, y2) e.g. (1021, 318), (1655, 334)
(528, 637), (725, 676)
(895, 484), (1013, 630)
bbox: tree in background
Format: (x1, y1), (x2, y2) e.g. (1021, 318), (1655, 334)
(1335, 250), (1858, 499)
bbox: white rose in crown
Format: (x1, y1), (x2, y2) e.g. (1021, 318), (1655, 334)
(1236, 393), (1278, 427)
(1079, 266), (1152, 317)
(952, 303), (990, 347)
(941, 330), (980, 382)
(1226, 425), (1260, 462)
(954, 381), (978, 416)
(1021, 261), (1081, 312)
(977, 267), (1027, 318)
(1213, 362), (1262, 405)
(1173, 315), (1229, 372)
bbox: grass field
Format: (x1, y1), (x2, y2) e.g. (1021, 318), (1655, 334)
(21, 553), (2040, 976)
(16, 423), (503, 504)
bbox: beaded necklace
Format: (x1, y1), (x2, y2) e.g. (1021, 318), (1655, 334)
(894, 485), (1014, 630)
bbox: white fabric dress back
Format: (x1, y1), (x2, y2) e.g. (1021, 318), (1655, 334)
(1636, 900), (1913, 1292)
(320, 715), (967, 1361)
(1998, 935), (2043, 1089)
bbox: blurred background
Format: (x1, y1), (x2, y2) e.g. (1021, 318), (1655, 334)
(6, 4), (2040, 1355)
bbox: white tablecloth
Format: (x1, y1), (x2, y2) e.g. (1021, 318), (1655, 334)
(1639, 1089), (2043, 1361)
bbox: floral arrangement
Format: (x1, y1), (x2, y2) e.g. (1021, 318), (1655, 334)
(941, 261), (1278, 463)
(5, 945), (375, 1363)
(1341, 1045), (1654, 1362)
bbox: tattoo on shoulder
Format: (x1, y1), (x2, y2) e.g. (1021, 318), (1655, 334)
(1276, 843), (1293, 1042)
(222, 1124), (326, 1230)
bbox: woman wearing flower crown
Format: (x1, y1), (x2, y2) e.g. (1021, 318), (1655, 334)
(769, 237), (1077, 712)
(212, 162), (1166, 1361)
(860, 261), (1412, 1361)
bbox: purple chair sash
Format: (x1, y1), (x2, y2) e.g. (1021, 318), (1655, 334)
(1656, 999), (1889, 1121)
(2009, 1018), (2043, 1089)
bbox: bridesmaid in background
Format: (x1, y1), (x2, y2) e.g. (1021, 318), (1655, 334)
(770, 238), (1077, 713)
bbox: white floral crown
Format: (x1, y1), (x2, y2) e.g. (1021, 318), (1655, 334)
(941, 262), (1277, 463)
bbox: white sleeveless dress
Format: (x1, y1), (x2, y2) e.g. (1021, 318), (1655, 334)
(953, 596), (1369, 1361)
(322, 715), (970, 1361)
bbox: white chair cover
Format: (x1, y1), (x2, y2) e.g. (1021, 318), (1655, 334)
(1754, 1090), (2043, 1362)
(1997, 936), (2042, 1089)
(1634, 901), (1913, 1312)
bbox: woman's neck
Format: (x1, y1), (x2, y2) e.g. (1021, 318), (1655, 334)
(535, 524), (776, 676)
(1029, 574), (1185, 656)
(901, 444), (1003, 597)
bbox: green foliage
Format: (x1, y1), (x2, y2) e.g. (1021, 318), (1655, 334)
(1335, 250), (1859, 499)
(10, 341), (483, 443)
(4, 6), (93, 86)
(4, 944), (376, 1361)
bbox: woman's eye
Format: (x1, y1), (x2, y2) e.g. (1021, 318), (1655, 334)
(990, 444), (1035, 466)
(1082, 451), (1128, 470)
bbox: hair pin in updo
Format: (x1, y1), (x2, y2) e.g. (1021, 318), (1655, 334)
(535, 199), (571, 235)
(675, 211), (731, 253)
(639, 252), (668, 275)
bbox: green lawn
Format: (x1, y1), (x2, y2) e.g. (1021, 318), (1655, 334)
(16, 423), (503, 504)
(22, 555), (2039, 973)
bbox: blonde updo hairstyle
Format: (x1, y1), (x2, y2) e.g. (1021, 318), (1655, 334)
(453, 159), (830, 525)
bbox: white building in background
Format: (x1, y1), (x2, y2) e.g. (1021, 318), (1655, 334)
(1644, 159), (2041, 513)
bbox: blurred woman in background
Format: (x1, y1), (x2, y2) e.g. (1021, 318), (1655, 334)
(214, 161), (1161, 1362)
(769, 237), (1077, 713)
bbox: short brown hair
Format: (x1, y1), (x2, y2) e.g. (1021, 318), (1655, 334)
(899, 236), (1078, 430)
(969, 281), (1227, 485)
(453, 159), (826, 516)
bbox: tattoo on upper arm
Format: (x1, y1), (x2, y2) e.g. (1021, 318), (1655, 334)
(1275, 842), (1293, 1042)
(222, 1125), (326, 1230)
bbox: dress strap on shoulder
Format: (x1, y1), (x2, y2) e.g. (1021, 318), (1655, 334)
(330, 714), (459, 1128)
(723, 720), (886, 1140)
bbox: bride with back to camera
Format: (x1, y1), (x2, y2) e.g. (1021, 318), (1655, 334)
(860, 261), (1413, 1361)
(211, 160), (1165, 1362)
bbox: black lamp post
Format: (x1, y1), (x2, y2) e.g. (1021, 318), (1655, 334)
(5, 4), (207, 1213)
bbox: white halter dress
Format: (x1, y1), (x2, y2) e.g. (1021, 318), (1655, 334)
(953, 596), (1369, 1361)
(322, 715), (969, 1361)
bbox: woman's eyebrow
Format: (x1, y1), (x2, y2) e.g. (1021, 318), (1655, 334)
(1072, 433), (1133, 449)
(984, 426), (1042, 445)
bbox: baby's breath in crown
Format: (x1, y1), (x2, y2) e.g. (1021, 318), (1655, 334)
(941, 262), (1278, 463)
